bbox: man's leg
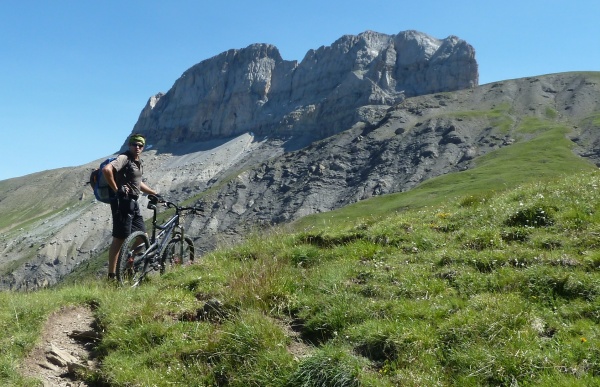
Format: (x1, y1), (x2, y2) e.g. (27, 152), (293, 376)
(108, 237), (125, 277)
(109, 197), (133, 278)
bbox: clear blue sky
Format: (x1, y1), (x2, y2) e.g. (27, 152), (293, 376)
(1, 0), (598, 181)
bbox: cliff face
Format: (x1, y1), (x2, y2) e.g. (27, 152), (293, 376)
(131, 30), (477, 148)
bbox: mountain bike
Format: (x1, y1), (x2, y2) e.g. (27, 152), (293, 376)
(116, 194), (203, 287)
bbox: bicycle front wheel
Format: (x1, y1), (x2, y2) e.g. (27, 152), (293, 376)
(117, 231), (150, 287)
(161, 236), (195, 274)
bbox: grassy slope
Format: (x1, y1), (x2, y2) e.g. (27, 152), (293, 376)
(0, 167), (87, 233)
(294, 119), (596, 232)
(3, 122), (600, 385)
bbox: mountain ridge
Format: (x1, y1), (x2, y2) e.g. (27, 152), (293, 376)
(129, 29), (477, 150)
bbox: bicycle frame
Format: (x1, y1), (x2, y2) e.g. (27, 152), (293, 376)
(121, 196), (200, 286)
(136, 203), (184, 274)
(151, 207), (182, 254)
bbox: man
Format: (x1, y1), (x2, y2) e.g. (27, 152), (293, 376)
(102, 133), (159, 279)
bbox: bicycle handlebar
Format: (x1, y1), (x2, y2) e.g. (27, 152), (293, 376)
(147, 194), (203, 214)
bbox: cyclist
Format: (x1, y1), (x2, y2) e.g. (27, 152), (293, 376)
(102, 133), (160, 280)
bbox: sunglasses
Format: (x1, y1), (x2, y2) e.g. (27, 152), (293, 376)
(130, 143), (144, 148)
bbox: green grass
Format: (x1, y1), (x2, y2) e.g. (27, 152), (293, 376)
(446, 101), (513, 133)
(3, 169), (600, 385)
(0, 200), (81, 234)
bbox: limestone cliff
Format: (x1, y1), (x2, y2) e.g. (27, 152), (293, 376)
(131, 30), (477, 148)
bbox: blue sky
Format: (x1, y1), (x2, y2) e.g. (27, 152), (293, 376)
(1, 0), (598, 181)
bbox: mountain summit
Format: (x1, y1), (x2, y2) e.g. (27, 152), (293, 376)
(130, 30), (477, 150)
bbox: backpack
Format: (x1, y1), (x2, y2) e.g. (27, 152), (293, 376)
(89, 157), (117, 203)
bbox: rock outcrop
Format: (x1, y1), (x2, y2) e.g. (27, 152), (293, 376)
(131, 30), (477, 149)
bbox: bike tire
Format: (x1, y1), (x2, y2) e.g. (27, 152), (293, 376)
(117, 231), (150, 287)
(160, 236), (195, 274)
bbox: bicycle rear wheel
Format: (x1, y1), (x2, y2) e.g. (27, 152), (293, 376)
(160, 236), (194, 274)
(117, 231), (150, 287)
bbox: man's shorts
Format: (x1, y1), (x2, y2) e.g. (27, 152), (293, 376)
(110, 196), (146, 239)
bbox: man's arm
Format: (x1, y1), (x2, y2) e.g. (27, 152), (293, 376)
(140, 181), (158, 196)
(102, 164), (119, 193)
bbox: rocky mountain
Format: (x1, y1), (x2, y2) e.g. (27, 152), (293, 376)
(1, 29), (598, 291)
(131, 30), (477, 150)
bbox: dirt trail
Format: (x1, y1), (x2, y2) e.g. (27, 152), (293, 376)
(21, 305), (99, 387)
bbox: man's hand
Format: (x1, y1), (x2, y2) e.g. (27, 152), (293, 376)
(118, 185), (130, 197)
(148, 193), (164, 203)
